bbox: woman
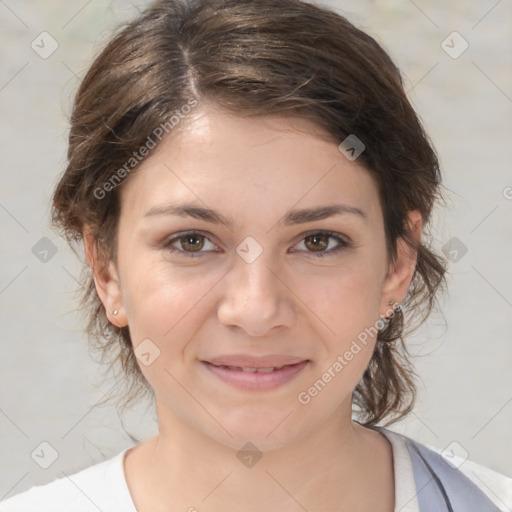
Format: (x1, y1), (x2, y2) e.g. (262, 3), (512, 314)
(1, 0), (510, 510)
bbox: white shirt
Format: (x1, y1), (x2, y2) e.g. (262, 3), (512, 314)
(1, 429), (511, 511)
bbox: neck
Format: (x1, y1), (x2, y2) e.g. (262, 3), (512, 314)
(124, 404), (395, 512)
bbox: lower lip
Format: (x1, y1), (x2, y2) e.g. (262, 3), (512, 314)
(202, 361), (309, 391)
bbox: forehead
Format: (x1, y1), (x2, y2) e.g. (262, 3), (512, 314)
(119, 106), (382, 227)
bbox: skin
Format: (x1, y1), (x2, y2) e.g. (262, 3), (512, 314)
(85, 104), (422, 512)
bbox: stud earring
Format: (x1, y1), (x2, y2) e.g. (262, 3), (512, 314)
(112, 310), (118, 316)
(379, 300), (401, 320)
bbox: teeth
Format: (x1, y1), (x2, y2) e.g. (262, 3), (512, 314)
(218, 364), (290, 372)
(223, 365), (287, 373)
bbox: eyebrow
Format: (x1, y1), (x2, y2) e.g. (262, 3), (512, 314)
(143, 202), (367, 229)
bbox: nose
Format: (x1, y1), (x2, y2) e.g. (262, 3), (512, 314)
(217, 252), (295, 337)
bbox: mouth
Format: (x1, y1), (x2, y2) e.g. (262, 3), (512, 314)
(201, 356), (309, 391)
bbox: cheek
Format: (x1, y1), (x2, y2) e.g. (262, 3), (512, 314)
(124, 268), (201, 334)
(294, 257), (384, 333)
(119, 265), (212, 390)
(289, 256), (384, 385)
(118, 249), (225, 354)
(293, 265), (382, 408)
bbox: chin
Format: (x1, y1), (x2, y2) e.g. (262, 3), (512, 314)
(210, 406), (305, 450)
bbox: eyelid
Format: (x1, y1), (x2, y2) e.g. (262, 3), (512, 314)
(163, 230), (220, 254)
(289, 229), (351, 246)
(163, 229), (351, 258)
(288, 230), (351, 258)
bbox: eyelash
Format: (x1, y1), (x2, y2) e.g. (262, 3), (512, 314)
(163, 230), (351, 259)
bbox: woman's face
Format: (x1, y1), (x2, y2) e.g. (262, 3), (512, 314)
(93, 105), (420, 450)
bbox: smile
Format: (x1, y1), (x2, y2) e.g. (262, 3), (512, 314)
(201, 360), (309, 391)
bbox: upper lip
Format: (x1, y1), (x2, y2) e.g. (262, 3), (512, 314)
(203, 354), (307, 368)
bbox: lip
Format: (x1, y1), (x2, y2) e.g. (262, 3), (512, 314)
(201, 355), (309, 391)
(204, 354), (306, 368)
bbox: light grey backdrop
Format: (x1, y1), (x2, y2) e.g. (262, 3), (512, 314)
(1, 0), (511, 499)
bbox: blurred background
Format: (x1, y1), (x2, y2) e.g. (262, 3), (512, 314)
(1, 0), (511, 498)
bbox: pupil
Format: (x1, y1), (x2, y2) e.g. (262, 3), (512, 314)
(184, 235), (202, 251)
(308, 234), (327, 251)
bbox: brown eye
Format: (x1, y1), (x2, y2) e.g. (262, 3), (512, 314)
(304, 233), (329, 252)
(293, 231), (350, 258)
(164, 231), (217, 257)
(179, 234), (205, 252)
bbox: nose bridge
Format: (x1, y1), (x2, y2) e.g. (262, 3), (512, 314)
(232, 233), (278, 291)
(234, 248), (280, 306)
(217, 245), (293, 335)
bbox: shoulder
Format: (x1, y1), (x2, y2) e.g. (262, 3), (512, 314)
(0, 448), (136, 512)
(380, 427), (512, 512)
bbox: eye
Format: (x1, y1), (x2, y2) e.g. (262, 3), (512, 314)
(164, 231), (218, 257)
(163, 230), (351, 259)
(292, 231), (351, 258)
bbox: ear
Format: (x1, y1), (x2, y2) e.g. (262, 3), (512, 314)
(83, 229), (127, 328)
(379, 210), (422, 317)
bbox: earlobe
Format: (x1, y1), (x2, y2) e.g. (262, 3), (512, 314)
(83, 230), (127, 328)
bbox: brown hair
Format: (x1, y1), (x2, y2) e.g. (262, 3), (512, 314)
(51, 0), (447, 427)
